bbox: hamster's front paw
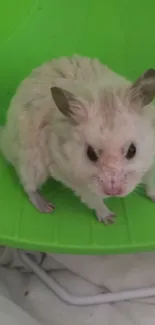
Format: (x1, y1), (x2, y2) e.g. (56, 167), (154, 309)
(96, 210), (116, 225)
(79, 191), (116, 225)
(28, 191), (55, 213)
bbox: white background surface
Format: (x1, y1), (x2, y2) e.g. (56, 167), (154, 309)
(1, 250), (155, 324)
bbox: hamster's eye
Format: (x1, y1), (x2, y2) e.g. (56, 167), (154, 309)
(126, 143), (136, 160)
(87, 145), (98, 162)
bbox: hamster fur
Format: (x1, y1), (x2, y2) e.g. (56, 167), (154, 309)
(1, 55), (155, 224)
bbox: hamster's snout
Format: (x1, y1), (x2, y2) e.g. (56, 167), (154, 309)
(104, 186), (123, 196)
(103, 177), (123, 196)
(95, 175), (125, 197)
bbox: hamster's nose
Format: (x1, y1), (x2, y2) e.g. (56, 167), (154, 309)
(104, 187), (122, 196)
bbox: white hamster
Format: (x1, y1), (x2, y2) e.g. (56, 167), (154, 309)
(1, 55), (155, 224)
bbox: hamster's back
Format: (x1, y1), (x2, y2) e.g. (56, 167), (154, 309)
(0, 55), (128, 165)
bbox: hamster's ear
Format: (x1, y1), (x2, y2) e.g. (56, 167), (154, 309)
(50, 86), (88, 123)
(130, 69), (155, 107)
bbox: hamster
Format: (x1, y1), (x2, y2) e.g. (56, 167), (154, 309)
(1, 54), (155, 225)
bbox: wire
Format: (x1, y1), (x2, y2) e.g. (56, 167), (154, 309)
(17, 249), (155, 306)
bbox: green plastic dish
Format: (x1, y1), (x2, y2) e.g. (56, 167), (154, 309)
(0, 0), (155, 254)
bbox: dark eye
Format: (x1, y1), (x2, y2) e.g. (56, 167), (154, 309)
(87, 145), (98, 162)
(126, 143), (136, 160)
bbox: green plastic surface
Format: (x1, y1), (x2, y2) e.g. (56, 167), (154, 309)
(0, 0), (155, 254)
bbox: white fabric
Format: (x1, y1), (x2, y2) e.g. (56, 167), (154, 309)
(1, 248), (155, 324)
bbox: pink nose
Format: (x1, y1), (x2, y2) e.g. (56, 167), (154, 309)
(104, 187), (122, 196)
